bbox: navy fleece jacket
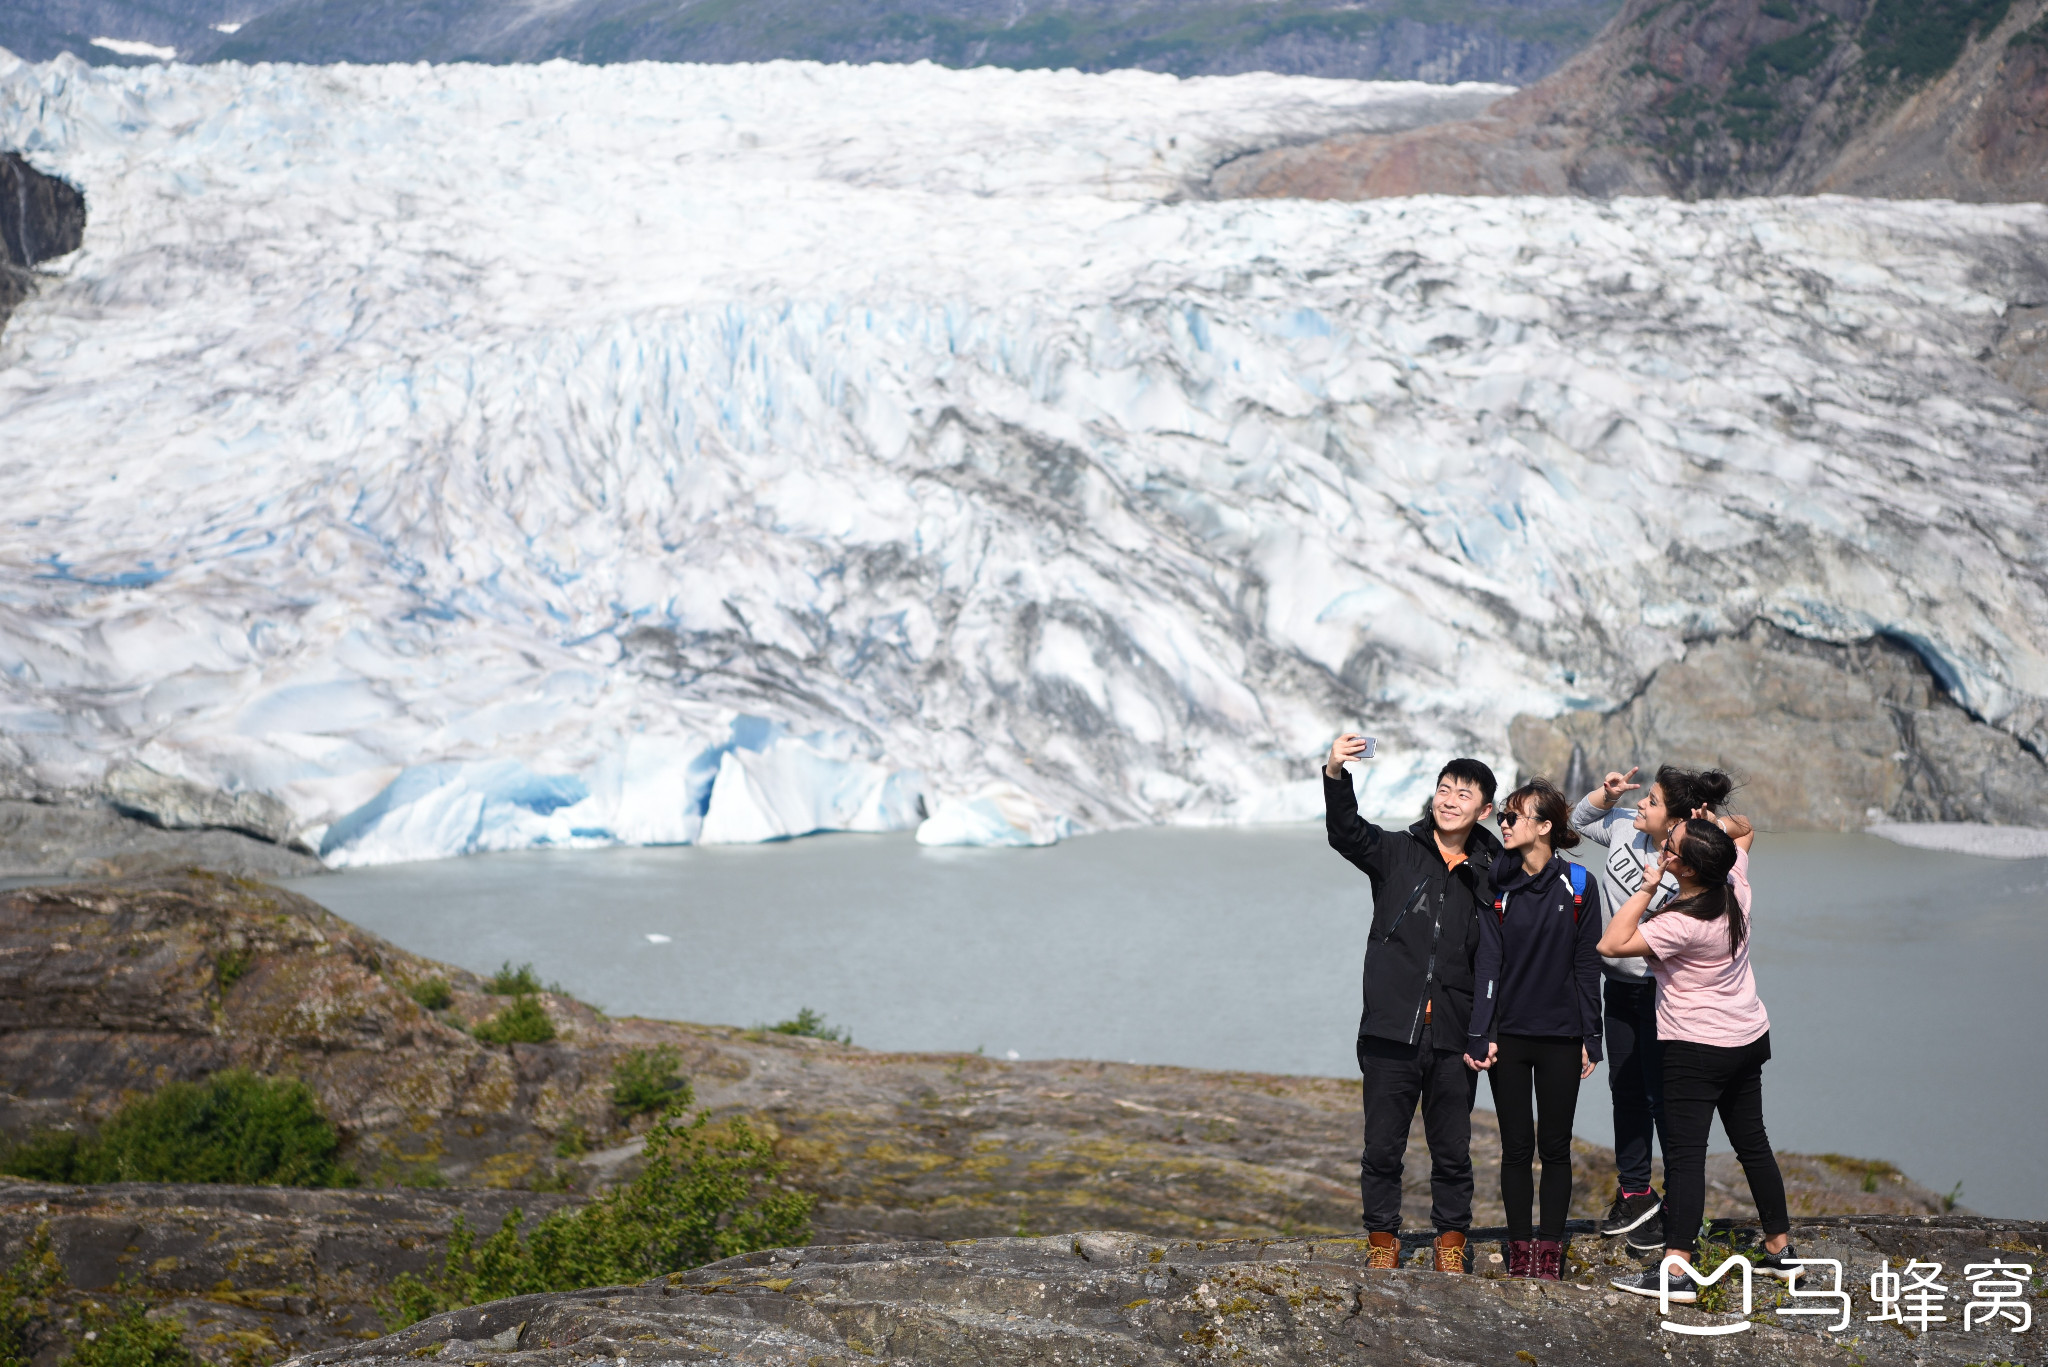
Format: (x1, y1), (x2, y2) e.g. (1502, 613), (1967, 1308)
(1465, 853), (1605, 1062)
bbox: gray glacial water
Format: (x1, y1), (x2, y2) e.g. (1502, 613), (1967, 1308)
(287, 828), (2048, 1219)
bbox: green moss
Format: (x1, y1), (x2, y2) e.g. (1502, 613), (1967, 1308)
(1, 1225), (63, 1367)
(214, 948), (254, 994)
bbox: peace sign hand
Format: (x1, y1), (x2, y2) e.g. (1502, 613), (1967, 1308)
(1595, 766), (1640, 809)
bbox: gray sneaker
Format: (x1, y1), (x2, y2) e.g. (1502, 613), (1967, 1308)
(1612, 1265), (1696, 1303)
(1753, 1244), (1804, 1281)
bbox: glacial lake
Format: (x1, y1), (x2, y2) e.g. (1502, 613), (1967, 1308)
(287, 828), (2048, 1220)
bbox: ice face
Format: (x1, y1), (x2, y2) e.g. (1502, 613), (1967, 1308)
(0, 53), (2043, 860)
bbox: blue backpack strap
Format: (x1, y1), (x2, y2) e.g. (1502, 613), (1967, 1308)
(1567, 863), (1588, 924)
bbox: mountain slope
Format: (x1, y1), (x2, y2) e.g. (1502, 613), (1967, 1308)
(1208, 0), (2048, 197)
(2, 0), (1621, 86)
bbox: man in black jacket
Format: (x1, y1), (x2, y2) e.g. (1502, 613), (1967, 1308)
(1325, 734), (1500, 1274)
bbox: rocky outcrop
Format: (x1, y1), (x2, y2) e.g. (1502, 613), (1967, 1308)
(103, 762), (305, 848)
(1, 152), (84, 338)
(6, 1182), (2033, 1367)
(1208, 0), (2048, 200)
(1, 874), (1950, 1231)
(0, 799), (324, 880)
(0, 1179), (583, 1362)
(299, 1220), (2047, 1367)
(1509, 622), (2048, 830)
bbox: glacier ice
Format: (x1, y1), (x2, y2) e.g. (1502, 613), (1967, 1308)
(0, 53), (2044, 861)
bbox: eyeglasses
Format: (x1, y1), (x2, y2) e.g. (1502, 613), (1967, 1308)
(1499, 811), (1529, 828)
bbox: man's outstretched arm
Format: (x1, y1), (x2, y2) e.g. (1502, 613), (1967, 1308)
(1324, 733), (1386, 878)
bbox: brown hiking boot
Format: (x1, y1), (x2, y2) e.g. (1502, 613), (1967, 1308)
(1433, 1230), (1467, 1274)
(1366, 1231), (1400, 1270)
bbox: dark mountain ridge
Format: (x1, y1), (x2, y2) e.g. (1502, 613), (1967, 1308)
(1208, 0), (2048, 196)
(2, 0), (1618, 85)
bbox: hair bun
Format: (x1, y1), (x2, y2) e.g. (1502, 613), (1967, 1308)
(1696, 770), (1734, 808)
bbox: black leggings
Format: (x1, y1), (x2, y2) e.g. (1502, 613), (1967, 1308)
(1490, 1033), (1583, 1241)
(1661, 1032), (1790, 1257)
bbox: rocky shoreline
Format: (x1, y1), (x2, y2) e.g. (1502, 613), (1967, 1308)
(2, 870), (2025, 1365)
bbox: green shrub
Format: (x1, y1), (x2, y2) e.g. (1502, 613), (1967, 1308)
(472, 996), (557, 1045)
(766, 1008), (850, 1045)
(408, 977), (454, 1011)
(610, 1047), (692, 1119)
(62, 1299), (201, 1367)
(0, 1072), (353, 1188)
(378, 1107), (813, 1328)
(1, 1224), (63, 1367)
(485, 963), (543, 995)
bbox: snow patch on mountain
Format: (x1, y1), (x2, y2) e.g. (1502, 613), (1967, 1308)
(0, 52), (2043, 861)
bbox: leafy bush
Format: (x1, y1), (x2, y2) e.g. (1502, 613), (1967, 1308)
(0, 1072), (353, 1188)
(378, 1108), (812, 1328)
(1, 1224), (63, 1367)
(610, 1047), (692, 1119)
(486, 963), (543, 995)
(472, 996), (557, 1045)
(62, 1299), (201, 1367)
(408, 977), (454, 1010)
(767, 1008), (850, 1044)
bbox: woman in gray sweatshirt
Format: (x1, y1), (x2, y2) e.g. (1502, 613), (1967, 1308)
(1570, 763), (1733, 1249)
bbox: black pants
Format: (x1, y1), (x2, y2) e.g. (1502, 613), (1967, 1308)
(1604, 978), (1666, 1192)
(1358, 1021), (1479, 1234)
(1661, 1032), (1790, 1256)
(1490, 1033), (1583, 1241)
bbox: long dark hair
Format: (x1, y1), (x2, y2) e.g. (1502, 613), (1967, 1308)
(1657, 818), (1744, 954)
(1501, 777), (1580, 850)
(1654, 765), (1734, 818)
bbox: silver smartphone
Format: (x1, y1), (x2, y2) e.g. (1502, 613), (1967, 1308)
(1359, 736), (1376, 759)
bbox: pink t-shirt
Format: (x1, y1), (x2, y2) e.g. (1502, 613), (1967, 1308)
(1638, 847), (1769, 1047)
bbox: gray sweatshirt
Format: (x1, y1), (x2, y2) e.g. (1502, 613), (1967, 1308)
(1570, 794), (1680, 983)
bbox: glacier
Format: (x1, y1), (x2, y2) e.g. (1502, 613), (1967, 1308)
(0, 53), (2044, 862)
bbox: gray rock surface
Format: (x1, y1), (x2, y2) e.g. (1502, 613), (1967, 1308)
(104, 760), (303, 846)
(1511, 623), (2048, 831)
(0, 799), (324, 880)
(292, 1220), (2047, 1367)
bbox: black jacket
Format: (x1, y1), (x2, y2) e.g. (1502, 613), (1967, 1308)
(1465, 853), (1605, 1061)
(1326, 771), (1502, 1047)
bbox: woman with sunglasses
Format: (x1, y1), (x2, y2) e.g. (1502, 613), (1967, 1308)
(1597, 809), (1805, 1301)
(1465, 777), (1604, 1280)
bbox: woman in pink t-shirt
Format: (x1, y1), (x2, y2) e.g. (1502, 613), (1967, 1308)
(1596, 811), (1802, 1302)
